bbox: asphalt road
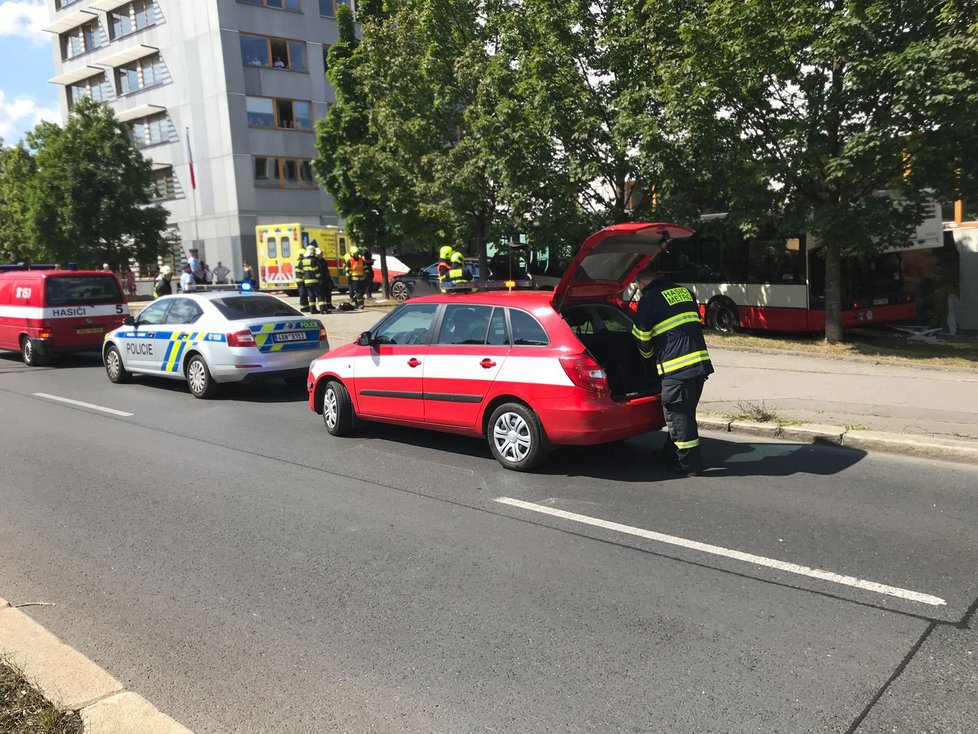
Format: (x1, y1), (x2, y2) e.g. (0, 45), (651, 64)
(1, 351), (976, 733)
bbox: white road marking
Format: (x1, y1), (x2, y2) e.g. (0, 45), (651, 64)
(494, 497), (946, 606)
(33, 393), (133, 418)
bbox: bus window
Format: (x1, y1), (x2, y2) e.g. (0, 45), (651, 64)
(750, 238), (802, 284)
(281, 239), (291, 259)
(267, 237), (278, 259)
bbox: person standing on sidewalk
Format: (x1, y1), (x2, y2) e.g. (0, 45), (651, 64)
(153, 266), (173, 299)
(298, 246), (323, 314)
(315, 248), (335, 311)
(631, 264), (713, 476)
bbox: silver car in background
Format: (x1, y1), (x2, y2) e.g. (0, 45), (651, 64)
(102, 292), (328, 398)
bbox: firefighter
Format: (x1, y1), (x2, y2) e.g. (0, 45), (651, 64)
(345, 246), (367, 309)
(362, 248), (375, 300)
(314, 248), (334, 311)
(298, 246), (322, 313)
(631, 263), (713, 476)
(437, 245), (453, 292)
(448, 249), (476, 293)
(153, 265), (173, 299)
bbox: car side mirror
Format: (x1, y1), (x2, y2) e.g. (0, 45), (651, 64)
(357, 331), (373, 347)
(124, 315), (136, 326)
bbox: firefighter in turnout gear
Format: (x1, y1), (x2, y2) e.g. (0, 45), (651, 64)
(631, 264), (713, 476)
(314, 248), (334, 311)
(437, 245), (453, 292)
(153, 265), (173, 299)
(448, 249), (476, 293)
(345, 246), (367, 309)
(298, 246), (323, 313)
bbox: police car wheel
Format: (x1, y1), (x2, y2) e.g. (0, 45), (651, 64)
(487, 403), (547, 472)
(323, 381), (354, 436)
(20, 336), (48, 367)
(186, 355), (218, 399)
(104, 345), (131, 384)
(391, 282), (410, 302)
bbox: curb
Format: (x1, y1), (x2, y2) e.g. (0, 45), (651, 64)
(0, 602), (193, 733)
(700, 413), (978, 465)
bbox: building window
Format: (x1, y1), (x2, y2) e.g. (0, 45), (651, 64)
(148, 168), (176, 201)
(129, 112), (170, 149)
(239, 0), (301, 11)
(117, 54), (166, 96)
(319, 0), (353, 17)
(68, 74), (108, 108)
(110, 0), (157, 40)
(246, 96), (313, 130)
(240, 33), (307, 72)
(56, 0), (84, 9)
(254, 156), (318, 188)
(61, 19), (105, 60)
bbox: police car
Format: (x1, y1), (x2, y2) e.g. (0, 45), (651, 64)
(103, 291), (328, 398)
(307, 222), (695, 471)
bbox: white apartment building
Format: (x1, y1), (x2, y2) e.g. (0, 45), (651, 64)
(46, 0), (352, 276)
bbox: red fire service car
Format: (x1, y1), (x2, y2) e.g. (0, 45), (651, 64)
(307, 223), (695, 471)
(0, 268), (128, 365)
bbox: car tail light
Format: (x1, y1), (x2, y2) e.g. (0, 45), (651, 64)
(227, 329), (256, 347)
(560, 353), (609, 395)
(319, 325), (327, 342)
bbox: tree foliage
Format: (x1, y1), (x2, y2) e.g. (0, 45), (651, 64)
(13, 98), (170, 270)
(0, 141), (39, 263)
(647, 0), (978, 340)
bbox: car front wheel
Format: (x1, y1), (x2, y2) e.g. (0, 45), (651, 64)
(487, 403), (547, 471)
(323, 381), (355, 436)
(391, 281), (410, 303)
(104, 345), (131, 384)
(186, 355), (218, 399)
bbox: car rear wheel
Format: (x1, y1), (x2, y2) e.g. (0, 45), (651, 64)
(186, 355), (219, 399)
(487, 403), (547, 471)
(391, 281), (410, 303)
(20, 336), (49, 367)
(323, 381), (355, 436)
(707, 300), (739, 334)
(104, 345), (131, 384)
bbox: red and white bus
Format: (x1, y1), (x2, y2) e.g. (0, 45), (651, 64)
(658, 216), (931, 333)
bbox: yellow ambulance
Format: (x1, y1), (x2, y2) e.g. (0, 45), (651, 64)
(255, 224), (355, 292)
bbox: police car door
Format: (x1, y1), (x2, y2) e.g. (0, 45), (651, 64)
(158, 298), (206, 376)
(124, 299), (171, 372)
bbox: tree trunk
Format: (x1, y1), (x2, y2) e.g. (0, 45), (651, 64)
(823, 239), (843, 344)
(377, 242), (390, 300)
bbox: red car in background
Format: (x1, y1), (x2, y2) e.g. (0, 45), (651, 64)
(307, 223), (695, 470)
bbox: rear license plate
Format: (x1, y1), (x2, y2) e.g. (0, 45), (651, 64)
(873, 298), (888, 306)
(76, 327), (103, 335)
(274, 332), (307, 343)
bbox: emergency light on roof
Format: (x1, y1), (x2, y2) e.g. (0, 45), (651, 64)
(239, 281), (254, 292)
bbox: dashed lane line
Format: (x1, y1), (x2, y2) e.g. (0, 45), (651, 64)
(32, 393), (134, 417)
(494, 497), (947, 607)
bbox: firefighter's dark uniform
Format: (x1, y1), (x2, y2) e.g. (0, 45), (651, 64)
(632, 277), (713, 474)
(315, 251), (334, 310)
(298, 250), (322, 313)
(153, 274), (172, 299)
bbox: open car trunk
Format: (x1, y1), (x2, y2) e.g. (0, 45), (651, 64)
(562, 303), (661, 402)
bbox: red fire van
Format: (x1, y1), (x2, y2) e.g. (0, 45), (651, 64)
(0, 269), (128, 365)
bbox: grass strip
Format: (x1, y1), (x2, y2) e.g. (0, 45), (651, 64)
(0, 658), (83, 734)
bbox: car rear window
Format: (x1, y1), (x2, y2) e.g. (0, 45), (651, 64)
(45, 275), (122, 306)
(509, 309), (549, 346)
(210, 295), (301, 320)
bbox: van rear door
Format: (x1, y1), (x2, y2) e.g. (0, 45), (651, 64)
(44, 274), (127, 348)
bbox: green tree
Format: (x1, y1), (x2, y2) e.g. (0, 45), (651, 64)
(27, 98), (169, 270)
(315, 2), (408, 297)
(0, 141), (40, 263)
(648, 0), (978, 342)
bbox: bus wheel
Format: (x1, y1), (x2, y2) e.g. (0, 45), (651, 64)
(707, 300), (739, 334)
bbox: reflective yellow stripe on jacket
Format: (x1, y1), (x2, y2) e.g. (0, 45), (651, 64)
(657, 349), (711, 376)
(631, 325), (654, 359)
(651, 311), (701, 337)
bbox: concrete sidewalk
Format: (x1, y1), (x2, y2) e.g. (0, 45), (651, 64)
(130, 295), (978, 462)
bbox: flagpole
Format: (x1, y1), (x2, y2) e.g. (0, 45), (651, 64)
(186, 126), (200, 244)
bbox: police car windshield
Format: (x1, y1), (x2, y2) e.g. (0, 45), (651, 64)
(211, 295), (301, 320)
(45, 275), (122, 306)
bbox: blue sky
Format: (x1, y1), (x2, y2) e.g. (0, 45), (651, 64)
(0, 0), (60, 143)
